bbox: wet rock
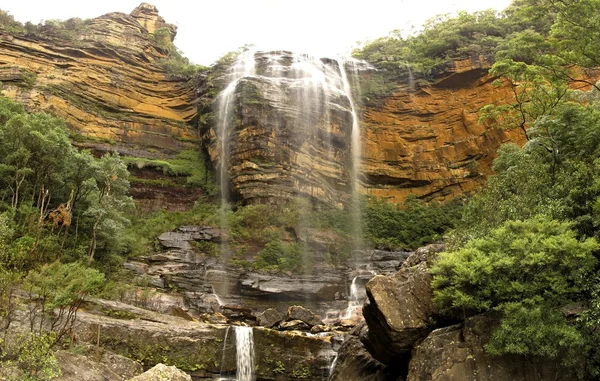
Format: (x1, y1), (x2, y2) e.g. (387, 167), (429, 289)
(128, 364), (191, 381)
(183, 292), (220, 314)
(240, 272), (346, 300)
(286, 305), (324, 327)
(201, 312), (227, 325)
(361, 244), (445, 365)
(257, 308), (283, 328)
(407, 315), (577, 381)
(279, 319), (311, 331)
(221, 305), (257, 324)
(253, 327), (335, 380)
(369, 250), (412, 273)
(310, 324), (334, 334)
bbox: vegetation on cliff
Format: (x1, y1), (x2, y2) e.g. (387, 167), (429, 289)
(352, 0), (553, 80)
(410, 0), (600, 377)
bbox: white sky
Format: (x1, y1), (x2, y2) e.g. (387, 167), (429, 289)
(4, 0), (513, 65)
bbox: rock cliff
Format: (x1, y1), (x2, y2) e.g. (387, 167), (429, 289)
(204, 53), (528, 206)
(359, 57), (525, 203)
(0, 4), (202, 210)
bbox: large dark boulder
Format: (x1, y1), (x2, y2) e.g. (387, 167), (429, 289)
(257, 308), (283, 328)
(329, 323), (402, 381)
(407, 315), (578, 381)
(361, 244), (444, 364)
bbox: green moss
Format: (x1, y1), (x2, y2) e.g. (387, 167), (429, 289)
(291, 363), (311, 378)
(123, 150), (216, 195)
(101, 308), (136, 320)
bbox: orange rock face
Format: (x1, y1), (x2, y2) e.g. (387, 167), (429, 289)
(0, 6), (198, 159)
(359, 57), (526, 203)
(0, 5), (204, 211)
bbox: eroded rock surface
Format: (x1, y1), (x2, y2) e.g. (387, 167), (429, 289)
(361, 244), (444, 364)
(407, 315), (577, 381)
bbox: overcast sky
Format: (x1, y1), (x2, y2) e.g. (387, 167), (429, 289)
(5, 0), (514, 65)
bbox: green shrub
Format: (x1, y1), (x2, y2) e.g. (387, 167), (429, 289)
(432, 217), (598, 359)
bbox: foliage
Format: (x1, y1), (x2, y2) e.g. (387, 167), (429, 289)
(123, 200), (217, 257)
(363, 195), (461, 250)
(0, 96), (132, 270)
(124, 150), (216, 194)
(24, 261), (105, 343)
(254, 239), (304, 272)
(432, 217), (598, 358)
(15, 332), (61, 380)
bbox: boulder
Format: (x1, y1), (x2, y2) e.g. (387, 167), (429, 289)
(407, 315), (577, 381)
(239, 271), (346, 300)
(257, 308), (283, 328)
(329, 336), (388, 381)
(361, 244), (445, 364)
(54, 349), (142, 381)
(286, 305), (324, 327)
(128, 364), (191, 381)
(221, 305), (257, 324)
(279, 320), (311, 331)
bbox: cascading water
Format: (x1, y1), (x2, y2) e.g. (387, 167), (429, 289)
(235, 326), (255, 381)
(213, 51), (370, 321)
(216, 50), (256, 205)
(339, 58), (364, 254)
(341, 276), (361, 319)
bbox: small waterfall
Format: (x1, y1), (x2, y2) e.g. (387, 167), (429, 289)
(235, 326), (255, 381)
(212, 285), (225, 308)
(328, 352), (339, 379)
(219, 326), (231, 376)
(341, 276), (361, 319)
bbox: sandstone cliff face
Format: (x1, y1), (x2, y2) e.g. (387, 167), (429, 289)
(0, 4), (201, 210)
(205, 51), (361, 206)
(359, 57), (525, 203)
(207, 54), (528, 206)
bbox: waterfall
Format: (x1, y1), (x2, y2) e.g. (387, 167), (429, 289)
(216, 50), (256, 205)
(235, 326), (255, 381)
(341, 276), (361, 319)
(219, 326), (231, 377)
(339, 59), (363, 253)
(328, 352), (339, 379)
(215, 49), (256, 265)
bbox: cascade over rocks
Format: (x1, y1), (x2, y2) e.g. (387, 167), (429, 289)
(75, 298), (336, 380)
(208, 50), (367, 206)
(124, 225), (408, 320)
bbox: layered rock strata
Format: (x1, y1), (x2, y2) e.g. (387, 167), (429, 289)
(124, 225), (408, 320)
(0, 4), (201, 210)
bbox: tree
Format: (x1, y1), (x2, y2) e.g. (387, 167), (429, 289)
(85, 153), (133, 263)
(432, 217), (598, 358)
(24, 261), (105, 344)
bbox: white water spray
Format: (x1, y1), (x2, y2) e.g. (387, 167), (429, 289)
(235, 326), (255, 381)
(341, 276), (361, 319)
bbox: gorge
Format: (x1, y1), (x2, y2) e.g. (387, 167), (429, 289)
(1, 1), (599, 381)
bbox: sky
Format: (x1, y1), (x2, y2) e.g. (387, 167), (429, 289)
(4, 0), (514, 66)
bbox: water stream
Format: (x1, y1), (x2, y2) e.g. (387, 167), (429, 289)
(235, 326), (255, 381)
